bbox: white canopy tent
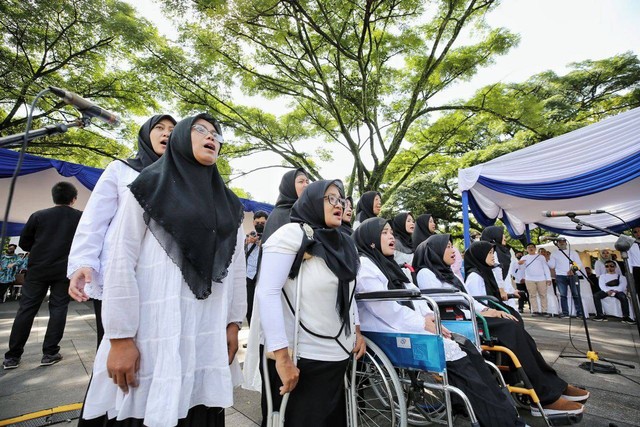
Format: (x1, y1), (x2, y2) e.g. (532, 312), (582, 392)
(458, 107), (640, 246)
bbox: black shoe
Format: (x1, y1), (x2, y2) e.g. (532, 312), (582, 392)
(622, 317), (637, 325)
(2, 357), (20, 370)
(592, 315), (606, 322)
(558, 314), (569, 319)
(40, 353), (63, 366)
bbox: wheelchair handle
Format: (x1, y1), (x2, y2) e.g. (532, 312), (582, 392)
(420, 288), (458, 295)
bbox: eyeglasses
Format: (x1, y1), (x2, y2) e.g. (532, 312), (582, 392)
(324, 195), (346, 208)
(192, 124), (224, 144)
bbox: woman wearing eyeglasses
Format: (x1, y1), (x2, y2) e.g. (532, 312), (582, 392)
(255, 180), (366, 426)
(67, 114), (176, 348)
(79, 114), (246, 427)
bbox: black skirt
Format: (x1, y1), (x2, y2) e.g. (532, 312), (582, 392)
(77, 405), (225, 427)
(260, 347), (349, 427)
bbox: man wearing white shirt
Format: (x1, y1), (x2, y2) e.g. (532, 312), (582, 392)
(592, 261), (635, 324)
(518, 243), (551, 316)
(547, 238), (584, 318)
(629, 227), (640, 298)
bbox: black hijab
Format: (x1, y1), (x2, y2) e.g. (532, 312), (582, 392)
(463, 241), (501, 299)
(339, 196), (354, 236)
(412, 234), (464, 291)
(353, 217), (414, 308)
(391, 212), (413, 254)
(412, 213), (434, 250)
(355, 191), (381, 223)
(481, 225), (511, 280)
(125, 114), (177, 172)
(261, 168), (308, 243)
(129, 113), (244, 299)
(289, 180), (360, 334)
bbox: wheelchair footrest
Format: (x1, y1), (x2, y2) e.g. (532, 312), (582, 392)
(547, 412), (584, 426)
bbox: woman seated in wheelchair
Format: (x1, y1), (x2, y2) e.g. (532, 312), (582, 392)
(353, 218), (526, 427)
(413, 235), (588, 418)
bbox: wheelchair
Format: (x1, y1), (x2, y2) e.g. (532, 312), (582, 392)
(347, 288), (486, 426)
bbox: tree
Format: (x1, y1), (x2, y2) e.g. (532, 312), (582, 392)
(385, 52), (640, 237)
(0, 0), (169, 166)
(152, 0), (517, 194)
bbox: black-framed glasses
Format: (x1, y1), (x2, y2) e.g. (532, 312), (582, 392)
(192, 124), (224, 144)
(324, 195), (346, 208)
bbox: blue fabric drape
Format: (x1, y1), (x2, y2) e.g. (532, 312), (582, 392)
(477, 149), (640, 200)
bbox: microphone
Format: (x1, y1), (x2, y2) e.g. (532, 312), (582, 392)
(540, 236), (564, 242)
(541, 210), (606, 217)
(49, 86), (120, 126)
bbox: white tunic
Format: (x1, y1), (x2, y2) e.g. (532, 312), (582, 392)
(67, 160), (139, 299)
(356, 257), (465, 362)
(82, 190), (246, 427)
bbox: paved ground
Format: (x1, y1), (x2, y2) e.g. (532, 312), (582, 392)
(0, 299), (639, 426)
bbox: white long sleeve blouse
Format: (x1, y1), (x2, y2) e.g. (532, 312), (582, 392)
(67, 160), (139, 299)
(356, 257), (465, 362)
(256, 223), (358, 362)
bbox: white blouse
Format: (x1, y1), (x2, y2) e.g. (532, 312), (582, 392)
(82, 190), (246, 426)
(415, 268), (487, 315)
(256, 223), (358, 362)
(67, 160), (139, 299)
(356, 257), (465, 362)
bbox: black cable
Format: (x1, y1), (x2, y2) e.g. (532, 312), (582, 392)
(0, 88), (51, 246)
(605, 211), (632, 233)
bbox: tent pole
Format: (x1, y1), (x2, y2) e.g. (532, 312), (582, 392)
(525, 224), (531, 243)
(462, 190), (471, 249)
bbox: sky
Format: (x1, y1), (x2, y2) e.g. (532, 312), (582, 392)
(129, 0), (640, 204)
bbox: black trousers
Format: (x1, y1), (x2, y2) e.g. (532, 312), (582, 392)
(516, 281), (529, 311)
(246, 277), (257, 326)
(485, 317), (567, 405)
(448, 338), (522, 427)
(0, 281), (14, 301)
(5, 278), (71, 359)
(593, 291), (630, 317)
(260, 347), (348, 427)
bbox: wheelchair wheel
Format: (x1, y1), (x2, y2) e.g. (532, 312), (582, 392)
(398, 370), (447, 425)
(350, 338), (407, 427)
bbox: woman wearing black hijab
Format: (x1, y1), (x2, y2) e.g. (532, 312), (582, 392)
(79, 114), (247, 427)
(354, 218), (524, 427)
(339, 196), (354, 235)
(390, 212), (415, 267)
(353, 190), (381, 228)
(256, 180), (366, 426)
(68, 114), (176, 347)
(412, 213), (435, 250)
(481, 225), (521, 306)
(261, 168), (310, 243)
(460, 241), (588, 416)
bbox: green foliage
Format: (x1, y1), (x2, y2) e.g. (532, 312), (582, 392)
(385, 52), (640, 237)
(0, 0), (168, 163)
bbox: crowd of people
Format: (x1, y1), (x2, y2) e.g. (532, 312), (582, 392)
(2, 111), (640, 427)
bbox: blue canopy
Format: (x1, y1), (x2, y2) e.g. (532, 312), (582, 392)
(458, 107), (640, 247)
(0, 148), (273, 236)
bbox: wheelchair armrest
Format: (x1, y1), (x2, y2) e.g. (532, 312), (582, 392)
(356, 288), (421, 301)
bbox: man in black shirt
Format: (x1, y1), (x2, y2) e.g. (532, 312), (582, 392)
(3, 182), (82, 370)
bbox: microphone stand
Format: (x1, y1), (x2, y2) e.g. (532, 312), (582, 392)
(0, 119), (86, 149)
(555, 215), (640, 372)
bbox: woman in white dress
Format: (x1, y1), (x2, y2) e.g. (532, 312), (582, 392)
(353, 218), (524, 427)
(78, 114), (246, 427)
(256, 179), (366, 426)
(67, 114), (176, 347)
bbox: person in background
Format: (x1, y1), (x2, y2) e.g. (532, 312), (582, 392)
(518, 243), (552, 317)
(339, 196), (354, 236)
(592, 261), (636, 324)
(480, 226), (521, 311)
(245, 210), (268, 326)
(594, 249), (620, 277)
(0, 244), (27, 302)
(3, 182), (82, 370)
(390, 212), (415, 268)
(510, 250), (529, 313)
(547, 238), (585, 319)
(353, 190), (381, 229)
(261, 168), (310, 243)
